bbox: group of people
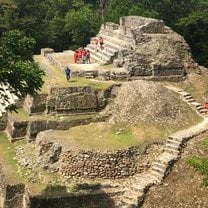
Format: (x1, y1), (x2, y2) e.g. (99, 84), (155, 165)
(74, 48), (90, 64)
(65, 36), (104, 81)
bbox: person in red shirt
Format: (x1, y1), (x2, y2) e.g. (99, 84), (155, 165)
(77, 49), (82, 64)
(204, 102), (208, 109)
(74, 50), (79, 63)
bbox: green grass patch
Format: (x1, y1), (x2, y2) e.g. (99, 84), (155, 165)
(34, 55), (114, 92)
(188, 156), (208, 186)
(202, 138), (208, 147)
(0, 132), (25, 183)
(9, 108), (28, 120)
(54, 122), (169, 150)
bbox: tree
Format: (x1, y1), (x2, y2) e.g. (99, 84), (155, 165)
(0, 30), (45, 104)
(65, 0), (100, 49)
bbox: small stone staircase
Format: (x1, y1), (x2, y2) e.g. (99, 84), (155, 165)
(115, 86), (208, 208)
(84, 71), (96, 79)
(85, 33), (131, 65)
(166, 86), (208, 116)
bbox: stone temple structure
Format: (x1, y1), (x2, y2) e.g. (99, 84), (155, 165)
(86, 16), (199, 81)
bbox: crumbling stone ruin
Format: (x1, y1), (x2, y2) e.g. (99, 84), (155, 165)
(1, 15), (208, 208)
(86, 16), (200, 81)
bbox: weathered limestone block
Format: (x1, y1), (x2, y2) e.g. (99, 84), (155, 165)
(2, 184), (25, 208)
(24, 94), (48, 115)
(7, 120), (28, 141)
(41, 48), (54, 56)
(27, 120), (47, 141)
(47, 86), (98, 114)
(127, 64), (152, 76)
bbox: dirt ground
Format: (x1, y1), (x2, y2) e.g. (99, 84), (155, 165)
(142, 132), (208, 208)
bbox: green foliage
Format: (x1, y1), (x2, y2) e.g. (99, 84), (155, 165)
(0, 0), (208, 66)
(0, 30), (44, 101)
(203, 138), (208, 147)
(176, 9), (208, 66)
(65, 0), (100, 49)
(1, 30), (35, 60)
(188, 156), (208, 186)
(105, 0), (159, 23)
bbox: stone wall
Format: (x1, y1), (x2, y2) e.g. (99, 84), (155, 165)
(47, 86), (98, 115)
(24, 94), (48, 115)
(7, 120), (28, 141)
(26, 115), (107, 141)
(0, 164), (25, 208)
(41, 48), (54, 56)
(35, 136), (151, 179)
(59, 148), (144, 179)
(3, 184), (25, 208)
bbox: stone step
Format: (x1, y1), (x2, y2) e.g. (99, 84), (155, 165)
(163, 147), (179, 155)
(87, 44), (115, 57)
(151, 165), (166, 174)
(179, 91), (191, 97)
(166, 138), (181, 145)
(191, 102), (202, 107)
(152, 161), (167, 169)
(184, 94), (193, 99)
(124, 190), (142, 201)
(89, 53), (109, 64)
(199, 108), (208, 113)
(185, 98), (195, 102)
(91, 35), (126, 53)
(165, 142), (181, 150)
(98, 33), (130, 48)
(155, 152), (176, 164)
(86, 47), (112, 63)
(132, 183), (148, 193)
(121, 197), (137, 208)
(150, 169), (164, 180)
(196, 105), (204, 110)
(86, 47), (112, 61)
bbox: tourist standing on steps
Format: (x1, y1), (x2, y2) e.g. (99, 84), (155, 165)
(65, 66), (71, 81)
(93, 38), (98, 51)
(98, 36), (104, 50)
(86, 50), (91, 64)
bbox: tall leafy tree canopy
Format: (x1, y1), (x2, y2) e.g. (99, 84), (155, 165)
(0, 0), (207, 66)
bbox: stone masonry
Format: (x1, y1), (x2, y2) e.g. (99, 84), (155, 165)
(86, 16), (200, 81)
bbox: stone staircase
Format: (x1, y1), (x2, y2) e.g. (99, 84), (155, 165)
(0, 84), (18, 117)
(85, 33), (131, 65)
(115, 86), (208, 208)
(165, 85), (208, 116)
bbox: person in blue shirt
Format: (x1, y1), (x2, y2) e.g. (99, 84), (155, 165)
(64, 66), (71, 81)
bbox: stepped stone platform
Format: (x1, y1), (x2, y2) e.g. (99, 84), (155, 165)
(85, 16), (200, 81)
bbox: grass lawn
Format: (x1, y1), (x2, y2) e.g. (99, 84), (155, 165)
(187, 137), (208, 186)
(34, 55), (114, 92)
(0, 132), (25, 183)
(50, 122), (172, 151)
